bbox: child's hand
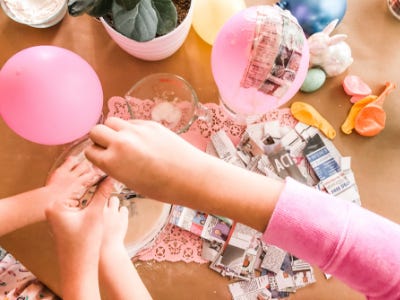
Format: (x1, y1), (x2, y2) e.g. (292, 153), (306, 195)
(45, 178), (114, 260)
(101, 195), (129, 253)
(45, 178), (116, 300)
(46, 155), (104, 204)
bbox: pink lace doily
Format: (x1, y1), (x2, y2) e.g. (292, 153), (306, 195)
(108, 97), (298, 264)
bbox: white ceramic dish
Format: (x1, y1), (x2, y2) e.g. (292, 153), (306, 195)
(0, 0), (67, 28)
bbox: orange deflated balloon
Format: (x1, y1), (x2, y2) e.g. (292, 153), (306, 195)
(291, 101), (336, 140)
(354, 82), (396, 137)
(341, 95), (377, 134)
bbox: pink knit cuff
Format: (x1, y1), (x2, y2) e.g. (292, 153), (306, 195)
(262, 177), (400, 299)
(262, 177), (348, 268)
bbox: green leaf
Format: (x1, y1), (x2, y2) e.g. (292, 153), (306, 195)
(88, 0), (112, 16)
(112, 0), (158, 42)
(67, 0), (111, 17)
(116, 0), (141, 10)
(152, 0), (177, 36)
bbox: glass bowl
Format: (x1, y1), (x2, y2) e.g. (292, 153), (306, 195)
(124, 73), (210, 134)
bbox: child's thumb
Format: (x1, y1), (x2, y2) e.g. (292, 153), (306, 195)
(89, 177), (115, 211)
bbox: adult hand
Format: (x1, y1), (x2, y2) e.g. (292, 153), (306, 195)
(85, 117), (208, 202)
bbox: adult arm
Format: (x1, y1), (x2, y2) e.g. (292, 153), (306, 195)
(86, 118), (400, 299)
(264, 177), (400, 300)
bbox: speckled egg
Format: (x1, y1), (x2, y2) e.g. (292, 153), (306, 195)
(300, 68), (326, 93)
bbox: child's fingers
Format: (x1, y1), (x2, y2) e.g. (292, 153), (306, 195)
(119, 205), (129, 218)
(64, 199), (82, 209)
(88, 177), (115, 211)
(107, 195), (120, 210)
(71, 159), (92, 176)
(45, 198), (80, 220)
(46, 156), (79, 184)
(79, 172), (103, 189)
(59, 155), (80, 171)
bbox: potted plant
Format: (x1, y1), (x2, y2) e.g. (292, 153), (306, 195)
(68, 0), (193, 61)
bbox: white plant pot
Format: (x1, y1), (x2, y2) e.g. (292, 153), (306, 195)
(100, 1), (194, 61)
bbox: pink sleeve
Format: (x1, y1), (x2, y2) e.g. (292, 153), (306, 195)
(263, 177), (400, 300)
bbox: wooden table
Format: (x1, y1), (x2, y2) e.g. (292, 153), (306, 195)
(1, 1), (399, 299)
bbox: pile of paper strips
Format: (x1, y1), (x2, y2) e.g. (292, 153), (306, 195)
(170, 121), (361, 299)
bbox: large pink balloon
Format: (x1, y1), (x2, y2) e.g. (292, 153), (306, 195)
(0, 46), (103, 145)
(211, 5), (309, 117)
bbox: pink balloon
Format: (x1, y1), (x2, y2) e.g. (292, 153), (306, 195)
(211, 5), (309, 116)
(0, 46), (103, 145)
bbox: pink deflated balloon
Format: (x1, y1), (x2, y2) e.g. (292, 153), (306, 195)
(0, 46), (103, 145)
(211, 5), (309, 116)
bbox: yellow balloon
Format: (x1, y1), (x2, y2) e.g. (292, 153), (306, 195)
(192, 0), (246, 45)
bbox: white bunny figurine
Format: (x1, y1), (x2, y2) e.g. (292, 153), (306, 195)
(307, 19), (354, 77)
